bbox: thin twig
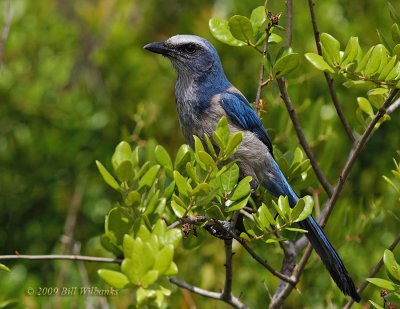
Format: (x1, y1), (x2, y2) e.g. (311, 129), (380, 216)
(229, 232), (296, 286)
(343, 232), (400, 309)
(167, 216), (207, 230)
(221, 239), (233, 301)
(277, 77), (334, 196)
(319, 88), (399, 226)
(254, 32), (270, 115)
(169, 277), (249, 309)
(285, 0), (293, 46)
(307, 0), (355, 145)
(0, 0), (13, 70)
(386, 97), (400, 115)
(0, 254), (122, 264)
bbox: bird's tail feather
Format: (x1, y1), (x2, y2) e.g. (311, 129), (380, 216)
(298, 215), (360, 302)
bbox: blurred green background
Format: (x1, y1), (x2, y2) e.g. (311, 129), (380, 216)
(1, 0), (400, 308)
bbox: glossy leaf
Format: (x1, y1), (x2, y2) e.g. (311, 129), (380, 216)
(209, 18), (246, 47)
(305, 53), (335, 73)
(219, 163), (239, 192)
(112, 141), (132, 171)
(294, 196), (314, 222)
(228, 15), (253, 42)
(206, 204), (225, 220)
(226, 195), (250, 212)
(197, 151), (216, 168)
(341, 36), (360, 67)
(357, 97), (374, 116)
(258, 203), (274, 228)
(214, 116), (230, 148)
(378, 55), (397, 80)
(164, 262), (179, 276)
(224, 131), (243, 159)
(155, 145), (173, 171)
(204, 134), (217, 157)
(367, 278), (397, 290)
(230, 176), (252, 200)
(384, 249), (400, 280)
(320, 33), (341, 64)
(141, 270), (159, 288)
(385, 292), (400, 306)
(175, 144), (192, 171)
(368, 300), (384, 309)
(394, 44), (400, 58)
(285, 227), (308, 233)
(364, 44), (385, 76)
(250, 6), (267, 35)
(115, 160), (133, 182)
(171, 200), (186, 217)
(385, 60), (400, 80)
(273, 53), (300, 78)
(356, 46), (374, 72)
(173, 170), (191, 197)
(138, 165), (160, 190)
(98, 269), (129, 289)
(192, 183), (211, 196)
(96, 160), (120, 191)
(154, 244), (174, 275)
(0, 264), (10, 272)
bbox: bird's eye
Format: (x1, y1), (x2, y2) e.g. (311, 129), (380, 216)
(180, 43), (197, 54)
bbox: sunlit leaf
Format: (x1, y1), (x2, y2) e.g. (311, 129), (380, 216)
(273, 53), (300, 78)
(96, 160), (120, 191)
(209, 18), (245, 46)
(305, 53), (335, 73)
(228, 15), (253, 42)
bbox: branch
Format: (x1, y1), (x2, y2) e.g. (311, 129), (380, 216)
(167, 215), (206, 230)
(387, 97), (400, 115)
(221, 239), (233, 301)
(277, 77), (334, 196)
(307, 0), (355, 145)
(0, 254), (122, 264)
(229, 232), (296, 286)
(285, 0), (293, 46)
(343, 232), (400, 309)
(254, 31), (270, 115)
(0, 0), (13, 70)
(319, 88), (399, 226)
(169, 277), (249, 309)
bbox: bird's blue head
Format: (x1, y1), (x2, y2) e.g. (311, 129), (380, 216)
(144, 35), (228, 84)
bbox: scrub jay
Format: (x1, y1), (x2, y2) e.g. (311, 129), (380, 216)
(144, 35), (360, 302)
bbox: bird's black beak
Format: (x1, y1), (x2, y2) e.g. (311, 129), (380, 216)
(143, 41), (171, 55)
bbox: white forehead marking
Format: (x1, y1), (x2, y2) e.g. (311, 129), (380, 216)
(166, 35), (210, 51)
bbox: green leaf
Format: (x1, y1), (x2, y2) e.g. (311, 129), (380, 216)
(341, 36), (360, 67)
(276, 46), (293, 62)
(265, 238), (288, 244)
(204, 134), (217, 157)
(154, 244), (174, 275)
(294, 196), (314, 222)
(226, 195), (250, 212)
(385, 59), (400, 80)
(192, 183), (211, 196)
(98, 269), (130, 289)
(163, 181), (176, 199)
(290, 198), (304, 222)
(96, 160), (120, 191)
(214, 116), (230, 149)
(193, 135), (205, 153)
(273, 53), (300, 78)
(136, 288), (156, 306)
(197, 151), (216, 169)
(305, 53), (335, 73)
(389, 2), (400, 24)
(377, 28), (393, 53)
(230, 176), (252, 200)
(228, 15), (253, 42)
(368, 300), (385, 309)
(356, 46), (374, 72)
(384, 249), (400, 281)
(219, 163), (239, 192)
(173, 170), (191, 197)
(267, 33), (282, 44)
(209, 18), (246, 47)
(164, 261), (179, 276)
(141, 270), (159, 288)
(367, 278), (397, 290)
(378, 55), (397, 80)
(224, 131), (243, 159)
(277, 195), (290, 218)
(186, 162), (199, 184)
(138, 165), (161, 190)
(320, 33), (341, 64)
(171, 200), (186, 217)
(364, 44), (385, 77)
(175, 144), (192, 171)
(115, 160), (133, 182)
(155, 145), (173, 171)
(357, 97), (374, 116)
(112, 141), (132, 171)
(394, 44), (400, 58)
(258, 203), (274, 229)
(206, 204), (225, 220)
(250, 6), (267, 35)
(285, 227), (308, 233)
(385, 292), (400, 306)
(106, 207), (133, 244)
(0, 264), (10, 272)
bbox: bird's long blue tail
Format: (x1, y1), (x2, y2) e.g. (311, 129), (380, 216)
(263, 161), (360, 302)
(298, 215), (360, 302)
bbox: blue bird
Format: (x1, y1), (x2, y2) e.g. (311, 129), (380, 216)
(144, 35), (360, 302)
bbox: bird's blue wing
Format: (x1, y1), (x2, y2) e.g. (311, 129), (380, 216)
(219, 91), (273, 155)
